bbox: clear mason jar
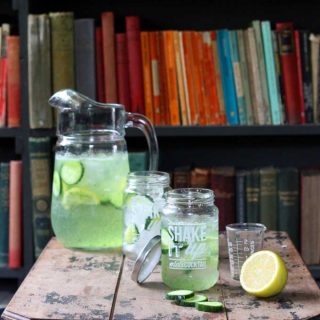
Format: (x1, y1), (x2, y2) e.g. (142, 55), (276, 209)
(123, 171), (171, 260)
(161, 188), (219, 291)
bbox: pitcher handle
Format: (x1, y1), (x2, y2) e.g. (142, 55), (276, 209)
(125, 112), (159, 170)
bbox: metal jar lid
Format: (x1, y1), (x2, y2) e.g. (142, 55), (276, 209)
(131, 235), (161, 284)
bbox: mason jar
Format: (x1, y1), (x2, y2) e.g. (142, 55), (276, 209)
(123, 171), (171, 260)
(161, 188), (219, 291)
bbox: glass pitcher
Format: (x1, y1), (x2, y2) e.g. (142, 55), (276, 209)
(48, 89), (159, 250)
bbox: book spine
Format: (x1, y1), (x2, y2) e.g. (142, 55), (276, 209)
(149, 31), (162, 125)
(163, 31), (180, 125)
(202, 31), (220, 125)
(140, 32), (154, 123)
(261, 21), (282, 125)
(50, 12), (75, 92)
(182, 31), (198, 125)
(128, 152), (148, 171)
(101, 12), (117, 103)
(126, 16), (144, 114)
(75, 19), (96, 100)
(28, 14), (53, 129)
(259, 167), (277, 230)
(0, 57), (7, 127)
(294, 30), (306, 124)
(246, 169), (260, 223)
(276, 22), (301, 124)
(299, 31), (313, 123)
(7, 36), (21, 128)
(237, 29), (254, 125)
(277, 167), (300, 249)
(217, 29), (239, 125)
(0, 163), (9, 266)
(252, 20), (272, 124)
(115, 33), (131, 112)
(29, 137), (52, 258)
(235, 170), (247, 223)
(211, 31), (227, 124)
(244, 28), (266, 125)
(173, 31), (188, 126)
(310, 34), (320, 123)
(173, 169), (191, 188)
(8, 160), (22, 268)
(229, 30), (247, 124)
(95, 27), (105, 103)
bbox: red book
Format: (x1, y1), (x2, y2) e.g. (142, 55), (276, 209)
(101, 12), (118, 103)
(126, 16), (145, 114)
(210, 167), (235, 232)
(95, 27), (105, 103)
(7, 36), (21, 128)
(115, 33), (131, 111)
(9, 160), (22, 268)
(0, 58), (7, 127)
(294, 30), (306, 124)
(276, 23), (301, 124)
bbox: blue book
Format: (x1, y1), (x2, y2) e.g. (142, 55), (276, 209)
(229, 30), (247, 125)
(261, 21), (282, 125)
(128, 152), (148, 172)
(217, 29), (239, 125)
(0, 163), (9, 267)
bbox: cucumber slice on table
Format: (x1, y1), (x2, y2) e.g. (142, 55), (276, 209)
(161, 229), (175, 253)
(175, 294), (208, 307)
(195, 301), (224, 312)
(53, 171), (61, 197)
(165, 290), (194, 300)
(60, 161), (84, 185)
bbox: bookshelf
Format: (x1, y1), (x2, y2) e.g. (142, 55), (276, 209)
(2, 0), (319, 289)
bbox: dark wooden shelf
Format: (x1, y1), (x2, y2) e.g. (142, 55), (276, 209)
(0, 268), (24, 280)
(0, 128), (21, 138)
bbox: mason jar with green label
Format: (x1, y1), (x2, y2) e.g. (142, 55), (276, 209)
(161, 188), (219, 291)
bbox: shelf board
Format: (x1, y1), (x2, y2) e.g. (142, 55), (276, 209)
(0, 268), (24, 279)
(0, 128), (21, 138)
(309, 265), (320, 280)
(28, 125), (320, 138)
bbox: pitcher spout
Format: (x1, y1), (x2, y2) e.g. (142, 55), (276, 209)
(48, 89), (95, 110)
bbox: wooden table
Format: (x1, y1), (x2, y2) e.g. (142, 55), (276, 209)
(2, 231), (320, 320)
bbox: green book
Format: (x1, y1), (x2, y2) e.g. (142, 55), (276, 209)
(277, 167), (299, 249)
(128, 152), (148, 172)
(246, 169), (260, 223)
(0, 163), (9, 266)
(29, 137), (53, 258)
(259, 167), (277, 230)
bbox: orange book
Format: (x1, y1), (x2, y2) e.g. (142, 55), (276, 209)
(140, 32), (154, 123)
(7, 36), (21, 128)
(101, 12), (118, 102)
(202, 32), (220, 125)
(191, 31), (207, 126)
(182, 31), (198, 125)
(8, 160), (22, 269)
(173, 31), (188, 125)
(149, 31), (162, 126)
(163, 31), (180, 126)
(159, 32), (169, 125)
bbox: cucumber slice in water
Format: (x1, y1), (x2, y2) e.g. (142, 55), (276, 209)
(60, 161), (84, 185)
(161, 228), (174, 253)
(165, 290), (194, 300)
(53, 171), (61, 197)
(195, 301), (224, 312)
(176, 294), (208, 307)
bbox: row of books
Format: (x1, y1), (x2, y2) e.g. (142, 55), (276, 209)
(172, 166), (320, 265)
(0, 24), (21, 128)
(27, 11), (320, 128)
(0, 161), (22, 269)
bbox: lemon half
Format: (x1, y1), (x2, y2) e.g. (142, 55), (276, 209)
(240, 250), (288, 298)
